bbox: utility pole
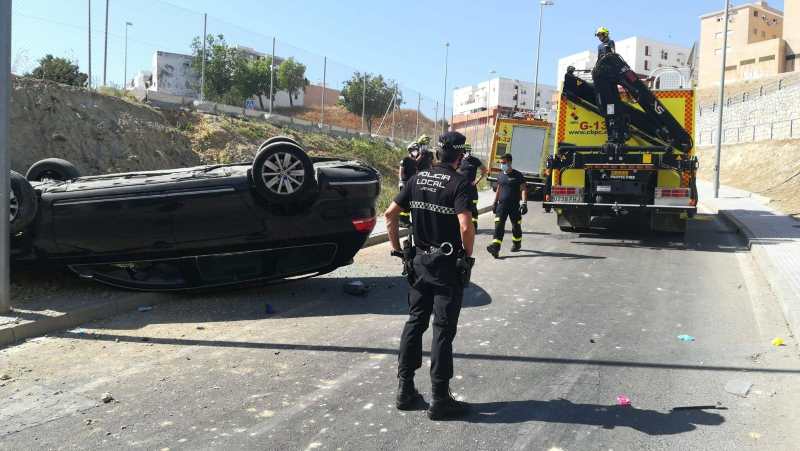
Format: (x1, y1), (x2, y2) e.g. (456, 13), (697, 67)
(434, 101), (439, 136)
(321, 56), (327, 126)
(714, 0), (731, 198)
(102, 0), (108, 86)
(88, 0), (92, 90)
(0, 0), (12, 313)
(534, 1), (554, 116)
(415, 93), (421, 137)
(269, 36), (275, 114)
(442, 42), (449, 134)
(123, 21), (132, 89)
(361, 73), (367, 133)
(200, 13), (206, 102)
(391, 84), (397, 140)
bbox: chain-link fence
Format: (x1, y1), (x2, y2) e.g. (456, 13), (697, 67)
(11, 0), (447, 144)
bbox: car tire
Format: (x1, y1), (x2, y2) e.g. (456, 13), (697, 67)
(26, 158), (81, 182)
(259, 136), (301, 152)
(252, 141), (316, 206)
(9, 170), (38, 234)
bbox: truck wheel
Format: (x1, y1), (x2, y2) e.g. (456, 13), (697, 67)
(26, 158), (81, 182)
(252, 141), (316, 206)
(9, 170), (38, 234)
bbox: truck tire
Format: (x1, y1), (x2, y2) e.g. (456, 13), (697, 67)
(26, 158), (81, 182)
(252, 141), (316, 206)
(10, 170), (38, 234)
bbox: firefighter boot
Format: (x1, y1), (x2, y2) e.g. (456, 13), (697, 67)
(511, 241), (522, 252)
(396, 378), (425, 410)
(428, 382), (469, 420)
(486, 242), (500, 259)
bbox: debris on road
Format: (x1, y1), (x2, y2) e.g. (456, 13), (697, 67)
(771, 337), (785, 347)
(137, 306), (153, 312)
(725, 380), (753, 398)
(671, 404), (727, 411)
(677, 335), (696, 342)
(100, 392), (115, 403)
(0, 374), (11, 381)
(616, 395), (631, 406)
(265, 304), (275, 315)
(343, 280), (370, 296)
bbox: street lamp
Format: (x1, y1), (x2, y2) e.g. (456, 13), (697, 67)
(123, 21), (132, 89)
(484, 70), (496, 156)
(713, 0), (731, 199)
(533, 0), (554, 117)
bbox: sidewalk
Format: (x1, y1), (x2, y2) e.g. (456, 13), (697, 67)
(365, 189), (495, 246)
(697, 180), (800, 339)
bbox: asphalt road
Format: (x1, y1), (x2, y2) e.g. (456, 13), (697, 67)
(1, 205), (799, 450)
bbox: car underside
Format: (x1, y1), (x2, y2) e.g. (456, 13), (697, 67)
(8, 137), (381, 291)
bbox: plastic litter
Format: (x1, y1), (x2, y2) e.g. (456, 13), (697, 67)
(343, 280), (370, 296)
(137, 306), (153, 312)
(616, 395), (631, 406)
(771, 337), (785, 347)
(100, 392), (114, 403)
(724, 380), (753, 398)
(677, 334), (695, 342)
(265, 304), (275, 315)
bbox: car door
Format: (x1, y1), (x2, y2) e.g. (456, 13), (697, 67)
(170, 186), (265, 248)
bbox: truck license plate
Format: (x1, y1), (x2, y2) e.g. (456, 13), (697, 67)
(611, 170), (629, 177)
(596, 185), (611, 192)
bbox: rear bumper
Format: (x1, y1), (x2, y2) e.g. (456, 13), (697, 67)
(543, 201), (696, 214)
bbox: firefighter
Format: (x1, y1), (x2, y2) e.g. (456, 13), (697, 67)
(486, 153), (528, 258)
(595, 26), (615, 60)
(384, 131), (475, 420)
(398, 142), (420, 228)
(416, 134), (434, 171)
(457, 143), (487, 231)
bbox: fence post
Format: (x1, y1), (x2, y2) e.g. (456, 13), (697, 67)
(770, 122), (774, 139)
(320, 56), (326, 127)
(200, 13), (206, 102)
(736, 127), (740, 143)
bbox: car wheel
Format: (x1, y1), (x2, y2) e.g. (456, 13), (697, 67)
(9, 170), (38, 234)
(252, 141), (316, 205)
(259, 136), (301, 152)
(26, 158), (81, 182)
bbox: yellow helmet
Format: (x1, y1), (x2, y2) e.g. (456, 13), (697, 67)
(416, 134), (431, 146)
(596, 26), (609, 37)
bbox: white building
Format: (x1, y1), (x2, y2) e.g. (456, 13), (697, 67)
(453, 77), (556, 116)
(556, 37), (691, 88)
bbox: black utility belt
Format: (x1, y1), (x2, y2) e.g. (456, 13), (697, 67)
(416, 242), (457, 256)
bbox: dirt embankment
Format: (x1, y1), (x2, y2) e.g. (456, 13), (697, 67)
(696, 141), (800, 218)
(10, 77), (199, 175)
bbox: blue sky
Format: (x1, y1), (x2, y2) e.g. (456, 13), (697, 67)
(10, 0), (785, 116)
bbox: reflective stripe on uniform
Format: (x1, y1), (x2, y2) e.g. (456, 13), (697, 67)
(399, 211), (410, 217)
(472, 200), (478, 204)
(409, 201), (456, 215)
(494, 217), (500, 222)
(512, 236), (522, 242)
(492, 239), (502, 244)
(517, 220), (522, 224)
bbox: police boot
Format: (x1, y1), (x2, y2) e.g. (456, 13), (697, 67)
(396, 378), (425, 410)
(486, 242), (500, 259)
(428, 382), (469, 420)
(511, 241), (522, 252)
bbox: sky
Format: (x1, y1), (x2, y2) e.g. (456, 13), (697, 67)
(10, 0), (785, 117)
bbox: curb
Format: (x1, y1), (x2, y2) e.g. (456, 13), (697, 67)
(717, 209), (800, 340)
(0, 293), (165, 349)
(2, 205), (495, 349)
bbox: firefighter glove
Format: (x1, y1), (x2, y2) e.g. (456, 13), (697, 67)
(519, 203), (528, 215)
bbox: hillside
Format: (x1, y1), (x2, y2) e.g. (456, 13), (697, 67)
(10, 77), (405, 211)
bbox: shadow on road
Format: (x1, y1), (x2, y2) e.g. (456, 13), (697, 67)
(466, 398), (725, 435)
(498, 249), (605, 260)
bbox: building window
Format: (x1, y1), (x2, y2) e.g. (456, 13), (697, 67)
(644, 60), (650, 71)
(661, 50), (668, 60)
(759, 54), (775, 62)
(725, 65), (737, 71)
(754, 10), (759, 17)
(645, 45), (650, 56)
(740, 58), (756, 65)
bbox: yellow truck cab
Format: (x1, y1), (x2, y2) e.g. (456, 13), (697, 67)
(487, 116), (552, 200)
(544, 56), (698, 234)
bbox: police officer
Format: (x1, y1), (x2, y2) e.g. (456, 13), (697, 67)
(486, 153), (528, 258)
(384, 131), (475, 420)
(398, 143), (420, 228)
(457, 143), (488, 231)
(595, 26), (615, 60)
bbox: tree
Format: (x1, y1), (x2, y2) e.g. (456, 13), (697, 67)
(27, 55), (88, 87)
(339, 72), (402, 133)
(277, 57), (309, 108)
(191, 34), (245, 104)
(245, 56), (276, 110)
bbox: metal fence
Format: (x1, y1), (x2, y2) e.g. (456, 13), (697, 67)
(697, 117), (800, 146)
(696, 72), (800, 118)
(10, 0), (450, 144)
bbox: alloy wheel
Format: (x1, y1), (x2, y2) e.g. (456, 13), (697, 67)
(9, 185), (19, 222)
(261, 152), (306, 195)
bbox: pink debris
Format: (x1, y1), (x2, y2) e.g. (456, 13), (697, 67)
(616, 395), (632, 407)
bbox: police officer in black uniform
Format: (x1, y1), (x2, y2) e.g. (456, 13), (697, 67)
(398, 143), (420, 227)
(384, 131), (475, 421)
(486, 153), (528, 258)
(458, 143), (487, 231)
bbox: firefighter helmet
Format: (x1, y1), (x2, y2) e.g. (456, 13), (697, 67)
(595, 26), (609, 37)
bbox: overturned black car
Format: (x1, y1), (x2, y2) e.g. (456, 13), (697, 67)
(9, 137), (380, 290)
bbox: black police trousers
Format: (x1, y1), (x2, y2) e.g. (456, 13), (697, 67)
(492, 201), (522, 246)
(467, 185), (479, 230)
(398, 256), (464, 384)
